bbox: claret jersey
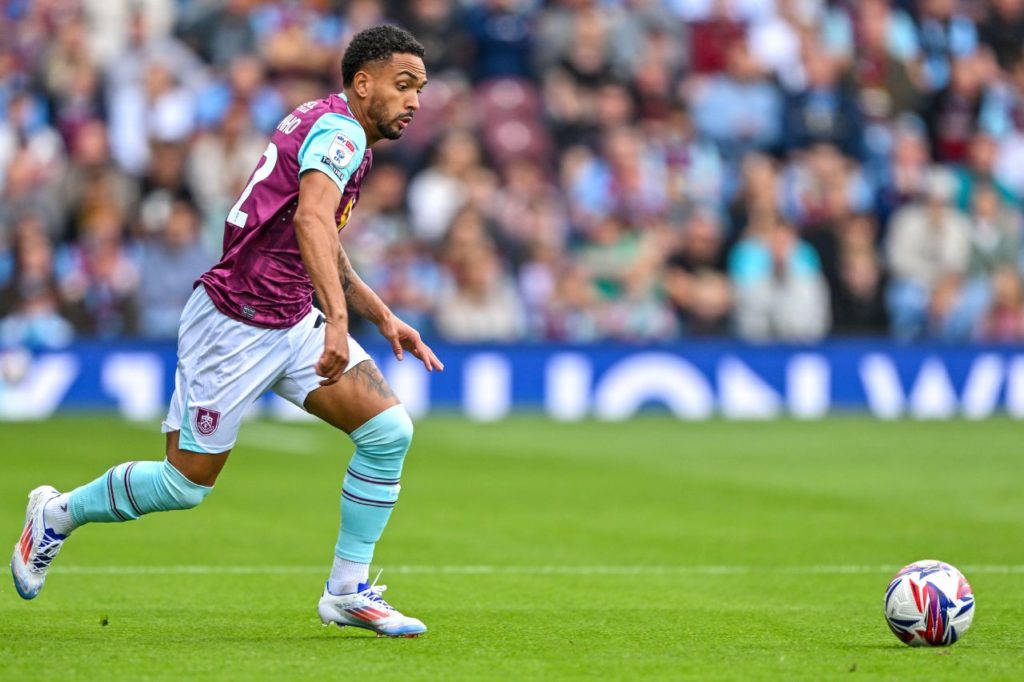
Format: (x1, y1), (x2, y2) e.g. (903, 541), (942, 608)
(199, 93), (373, 328)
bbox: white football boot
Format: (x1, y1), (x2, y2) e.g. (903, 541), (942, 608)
(11, 485), (67, 600)
(318, 575), (427, 638)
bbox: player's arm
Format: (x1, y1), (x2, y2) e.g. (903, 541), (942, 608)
(294, 170), (349, 385)
(337, 247), (444, 372)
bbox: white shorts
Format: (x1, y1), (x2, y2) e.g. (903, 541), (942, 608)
(161, 285), (370, 453)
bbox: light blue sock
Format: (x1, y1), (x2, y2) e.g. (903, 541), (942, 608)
(336, 405), (414, 564)
(68, 460), (212, 526)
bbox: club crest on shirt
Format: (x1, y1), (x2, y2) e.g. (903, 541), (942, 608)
(195, 407), (220, 436)
(328, 133), (358, 168)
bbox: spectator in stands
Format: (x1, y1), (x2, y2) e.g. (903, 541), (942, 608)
(462, 0), (533, 83)
(576, 213), (645, 304)
(953, 132), (1019, 212)
(848, 1), (921, 125)
(782, 143), (871, 233)
(567, 125), (668, 224)
(781, 45), (864, 160)
(0, 148), (63, 241)
(492, 158), (569, 258)
(873, 118), (932, 228)
(61, 120), (139, 243)
(518, 239), (559, 339)
(194, 54), (285, 134)
(664, 209), (731, 336)
(885, 167), (971, 341)
(832, 214), (889, 336)
(395, 0), (471, 76)
(690, 41), (781, 163)
(729, 216), (832, 342)
(137, 200), (211, 339)
(727, 152), (782, 239)
(60, 203), (139, 338)
(942, 183), (1023, 340)
(984, 60), (1024, 198)
(978, 0), (1024, 72)
(748, 0), (818, 91)
(407, 129), (482, 243)
(374, 239), (442, 337)
(925, 54), (991, 163)
(822, 0), (920, 67)
(914, 0), (978, 93)
(682, 0), (749, 75)
(435, 243), (525, 342)
(0, 223), (73, 350)
(177, 0), (258, 68)
(654, 102), (724, 213)
(541, 263), (602, 342)
(108, 57), (197, 175)
(977, 267), (1024, 341)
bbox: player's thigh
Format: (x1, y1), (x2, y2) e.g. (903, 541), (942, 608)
(165, 431), (230, 487)
(273, 310), (396, 433)
(161, 284), (290, 464)
(299, 358), (399, 432)
(303, 360), (400, 434)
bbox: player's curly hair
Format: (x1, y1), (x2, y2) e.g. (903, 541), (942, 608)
(342, 25), (425, 87)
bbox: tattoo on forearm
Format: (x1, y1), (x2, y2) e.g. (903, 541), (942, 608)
(337, 246), (385, 323)
(353, 362), (396, 400)
(338, 248), (357, 296)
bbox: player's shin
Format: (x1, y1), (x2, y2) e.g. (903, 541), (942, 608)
(48, 460), (212, 535)
(329, 405), (413, 594)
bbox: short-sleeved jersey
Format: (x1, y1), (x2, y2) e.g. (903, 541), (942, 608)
(198, 93), (372, 328)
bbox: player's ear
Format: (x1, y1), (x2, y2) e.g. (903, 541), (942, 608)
(353, 70), (371, 98)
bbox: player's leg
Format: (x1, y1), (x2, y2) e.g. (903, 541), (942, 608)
(304, 360), (407, 586)
(59, 433), (223, 529)
(10, 435), (224, 600)
(12, 285), (280, 600)
(273, 318), (424, 636)
(304, 361), (424, 637)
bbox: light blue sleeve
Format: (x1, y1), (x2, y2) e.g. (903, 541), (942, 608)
(297, 113), (367, 193)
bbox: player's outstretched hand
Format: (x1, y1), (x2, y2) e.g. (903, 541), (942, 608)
(379, 315), (444, 372)
(317, 321), (350, 386)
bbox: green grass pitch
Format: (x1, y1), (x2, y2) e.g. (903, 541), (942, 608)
(1, 415), (1022, 680)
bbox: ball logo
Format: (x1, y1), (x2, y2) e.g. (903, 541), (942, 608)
(195, 407), (220, 436)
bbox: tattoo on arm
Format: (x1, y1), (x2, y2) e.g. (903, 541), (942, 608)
(337, 245), (387, 324)
(338, 246), (358, 297)
(352, 361), (396, 400)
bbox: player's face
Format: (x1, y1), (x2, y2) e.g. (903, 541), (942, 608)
(367, 54), (427, 140)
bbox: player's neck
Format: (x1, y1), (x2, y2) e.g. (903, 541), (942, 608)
(341, 89), (381, 147)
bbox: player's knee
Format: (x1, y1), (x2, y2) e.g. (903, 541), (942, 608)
(161, 459), (213, 510)
(388, 407), (414, 453)
(352, 405), (414, 457)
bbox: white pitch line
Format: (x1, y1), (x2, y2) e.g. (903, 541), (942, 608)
(51, 564), (1024, 576)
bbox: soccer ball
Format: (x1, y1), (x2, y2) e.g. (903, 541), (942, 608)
(883, 560), (974, 646)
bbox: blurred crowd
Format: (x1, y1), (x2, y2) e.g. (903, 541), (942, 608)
(3, 0), (1024, 348)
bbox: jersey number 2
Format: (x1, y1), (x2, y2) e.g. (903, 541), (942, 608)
(227, 142), (279, 228)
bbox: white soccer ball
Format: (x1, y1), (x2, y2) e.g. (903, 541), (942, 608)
(883, 560), (975, 646)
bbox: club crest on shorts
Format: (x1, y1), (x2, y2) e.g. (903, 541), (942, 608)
(195, 407), (220, 436)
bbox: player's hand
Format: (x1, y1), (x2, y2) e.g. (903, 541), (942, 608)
(316, 320), (350, 386)
(378, 314), (444, 372)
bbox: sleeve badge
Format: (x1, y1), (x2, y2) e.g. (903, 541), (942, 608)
(327, 133), (358, 168)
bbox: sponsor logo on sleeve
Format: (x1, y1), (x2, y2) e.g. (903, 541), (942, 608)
(320, 156), (348, 182)
(327, 133), (358, 168)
